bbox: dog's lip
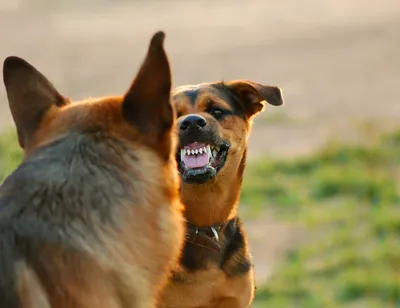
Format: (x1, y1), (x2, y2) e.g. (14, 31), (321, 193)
(182, 142), (207, 150)
(178, 141), (225, 150)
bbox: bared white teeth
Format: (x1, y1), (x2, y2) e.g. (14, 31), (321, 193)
(180, 144), (215, 162)
(206, 145), (212, 160)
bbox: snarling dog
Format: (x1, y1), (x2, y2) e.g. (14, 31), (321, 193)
(0, 32), (184, 308)
(159, 80), (283, 307)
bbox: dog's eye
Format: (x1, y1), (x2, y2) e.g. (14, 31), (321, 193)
(210, 108), (224, 119)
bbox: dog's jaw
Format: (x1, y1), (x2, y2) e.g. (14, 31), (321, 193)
(177, 142), (230, 184)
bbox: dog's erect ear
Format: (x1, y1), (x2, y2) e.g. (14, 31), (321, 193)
(3, 56), (68, 149)
(122, 31), (173, 139)
(225, 80), (283, 118)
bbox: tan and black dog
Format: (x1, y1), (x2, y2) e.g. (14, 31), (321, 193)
(0, 32), (184, 308)
(159, 80), (283, 307)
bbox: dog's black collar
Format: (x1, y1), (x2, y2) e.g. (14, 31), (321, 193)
(184, 218), (236, 252)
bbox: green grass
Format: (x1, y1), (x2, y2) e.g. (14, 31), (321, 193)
(241, 130), (400, 307)
(0, 130), (22, 182)
(0, 129), (399, 307)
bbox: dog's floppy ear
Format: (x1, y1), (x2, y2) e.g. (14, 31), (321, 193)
(3, 56), (68, 149)
(122, 31), (173, 139)
(225, 80), (283, 118)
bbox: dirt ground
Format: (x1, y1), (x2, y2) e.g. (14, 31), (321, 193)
(1, 0), (399, 284)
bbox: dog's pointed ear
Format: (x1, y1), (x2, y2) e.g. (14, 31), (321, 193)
(3, 56), (68, 149)
(122, 31), (173, 139)
(225, 80), (283, 118)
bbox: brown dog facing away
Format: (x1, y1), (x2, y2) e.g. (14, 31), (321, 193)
(158, 80), (284, 307)
(0, 32), (184, 308)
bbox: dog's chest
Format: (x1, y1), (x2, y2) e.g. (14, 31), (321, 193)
(161, 266), (229, 308)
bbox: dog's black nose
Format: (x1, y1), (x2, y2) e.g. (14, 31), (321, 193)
(179, 115), (207, 131)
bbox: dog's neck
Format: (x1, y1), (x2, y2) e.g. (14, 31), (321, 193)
(181, 158), (245, 226)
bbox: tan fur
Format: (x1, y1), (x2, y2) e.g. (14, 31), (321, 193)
(161, 267), (254, 308)
(0, 32), (184, 307)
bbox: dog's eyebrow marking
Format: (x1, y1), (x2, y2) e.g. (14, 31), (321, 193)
(185, 90), (199, 106)
(204, 96), (232, 111)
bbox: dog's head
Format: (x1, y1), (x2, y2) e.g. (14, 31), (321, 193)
(3, 31), (174, 160)
(3, 31), (179, 194)
(173, 80), (283, 184)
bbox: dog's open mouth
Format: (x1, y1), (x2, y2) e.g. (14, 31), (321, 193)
(177, 142), (230, 184)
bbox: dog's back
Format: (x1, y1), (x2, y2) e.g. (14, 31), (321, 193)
(0, 32), (184, 308)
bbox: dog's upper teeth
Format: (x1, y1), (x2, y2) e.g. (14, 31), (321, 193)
(215, 146), (220, 152)
(206, 145), (212, 159)
(195, 149), (199, 154)
(180, 149), (185, 161)
(186, 150), (191, 156)
(199, 148), (203, 154)
(191, 150), (196, 155)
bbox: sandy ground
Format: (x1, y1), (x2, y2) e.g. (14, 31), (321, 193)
(1, 0), (399, 284)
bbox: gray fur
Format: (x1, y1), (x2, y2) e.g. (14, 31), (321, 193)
(0, 132), (142, 253)
(0, 132), (147, 306)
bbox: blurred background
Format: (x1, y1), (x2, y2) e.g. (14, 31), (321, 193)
(0, 0), (399, 306)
